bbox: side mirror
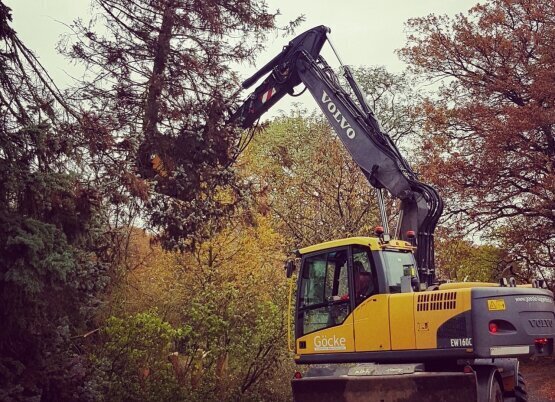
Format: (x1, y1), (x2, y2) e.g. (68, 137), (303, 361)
(401, 264), (418, 292)
(411, 276), (420, 292)
(285, 260), (296, 278)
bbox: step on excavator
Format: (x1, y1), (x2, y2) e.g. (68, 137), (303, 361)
(230, 26), (554, 402)
(149, 25), (555, 401)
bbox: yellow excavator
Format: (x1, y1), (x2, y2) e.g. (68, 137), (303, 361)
(149, 25), (554, 401)
(229, 26), (554, 402)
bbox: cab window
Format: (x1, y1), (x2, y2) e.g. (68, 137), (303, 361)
(299, 249), (350, 335)
(382, 250), (416, 293)
(352, 246), (377, 305)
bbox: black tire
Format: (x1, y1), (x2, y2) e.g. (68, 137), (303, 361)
(490, 378), (504, 402)
(514, 372), (528, 402)
(476, 367), (504, 402)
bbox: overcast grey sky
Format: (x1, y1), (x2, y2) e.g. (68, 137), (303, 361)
(6, 0), (478, 114)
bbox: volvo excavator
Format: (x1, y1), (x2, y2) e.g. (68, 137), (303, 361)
(150, 26), (555, 401)
(230, 25), (555, 402)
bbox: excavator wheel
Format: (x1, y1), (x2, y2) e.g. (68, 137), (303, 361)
(514, 373), (527, 402)
(489, 378), (503, 402)
(475, 367), (504, 402)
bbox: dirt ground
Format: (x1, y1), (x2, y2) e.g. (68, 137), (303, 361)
(520, 357), (555, 402)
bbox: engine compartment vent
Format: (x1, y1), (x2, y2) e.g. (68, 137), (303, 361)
(417, 292), (457, 311)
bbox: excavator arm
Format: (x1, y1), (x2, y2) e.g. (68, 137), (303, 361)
(231, 26), (443, 286)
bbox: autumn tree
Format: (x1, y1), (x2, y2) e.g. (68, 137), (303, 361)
(400, 0), (555, 286)
(349, 66), (424, 145)
(434, 229), (505, 282)
(95, 214), (292, 401)
(241, 66), (423, 248)
(88, 311), (187, 401)
(0, 3), (112, 400)
(175, 214), (292, 401)
(242, 111), (380, 248)
(61, 0), (292, 250)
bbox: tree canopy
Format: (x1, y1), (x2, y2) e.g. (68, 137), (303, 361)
(60, 0), (286, 250)
(400, 0), (555, 283)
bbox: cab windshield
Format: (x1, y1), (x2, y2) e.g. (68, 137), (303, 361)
(382, 250), (417, 293)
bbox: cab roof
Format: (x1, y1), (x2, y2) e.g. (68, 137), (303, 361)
(298, 236), (414, 255)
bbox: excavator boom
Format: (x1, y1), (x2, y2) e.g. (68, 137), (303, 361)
(231, 25), (442, 286)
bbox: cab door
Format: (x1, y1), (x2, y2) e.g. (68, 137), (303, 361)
(352, 246), (391, 352)
(295, 248), (355, 354)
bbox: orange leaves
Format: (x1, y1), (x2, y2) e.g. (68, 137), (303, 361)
(402, 0), (555, 284)
(123, 172), (150, 201)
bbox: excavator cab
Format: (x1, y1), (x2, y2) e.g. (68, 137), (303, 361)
(290, 237), (421, 362)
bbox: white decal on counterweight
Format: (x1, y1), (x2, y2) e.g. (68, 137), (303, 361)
(450, 338), (473, 347)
